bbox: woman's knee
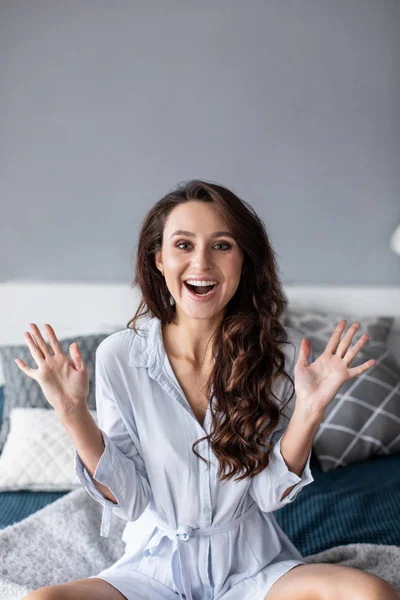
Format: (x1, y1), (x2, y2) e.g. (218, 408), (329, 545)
(264, 562), (399, 600)
(21, 577), (128, 600)
(22, 587), (66, 600)
(350, 571), (400, 600)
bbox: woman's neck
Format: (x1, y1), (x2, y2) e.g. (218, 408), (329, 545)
(162, 320), (217, 370)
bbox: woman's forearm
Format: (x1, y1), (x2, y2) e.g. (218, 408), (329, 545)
(279, 406), (322, 499)
(58, 405), (118, 504)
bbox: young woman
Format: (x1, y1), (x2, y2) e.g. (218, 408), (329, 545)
(20, 180), (398, 600)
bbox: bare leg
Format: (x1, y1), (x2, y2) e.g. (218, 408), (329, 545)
(264, 563), (399, 600)
(21, 577), (128, 600)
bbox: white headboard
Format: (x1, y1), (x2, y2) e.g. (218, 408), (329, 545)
(1, 283), (399, 385)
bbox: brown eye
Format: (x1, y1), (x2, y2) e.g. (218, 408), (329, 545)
(176, 241), (191, 250)
(175, 241), (231, 251)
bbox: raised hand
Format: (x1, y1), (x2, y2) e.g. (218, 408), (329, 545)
(293, 320), (376, 419)
(14, 323), (89, 416)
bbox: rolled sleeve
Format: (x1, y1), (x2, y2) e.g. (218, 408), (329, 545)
(249, 430), (314, 513)
(74, 430), (126, 537)
(74, 349), (152, 537)
(271, 431), (314, 504)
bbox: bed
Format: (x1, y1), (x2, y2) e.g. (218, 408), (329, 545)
(0, 282), (399, 596)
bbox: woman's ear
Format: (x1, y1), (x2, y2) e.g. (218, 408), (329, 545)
(155, 250), (163, 274)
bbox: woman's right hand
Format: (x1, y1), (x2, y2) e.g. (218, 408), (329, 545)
(14, 323), (90, 417)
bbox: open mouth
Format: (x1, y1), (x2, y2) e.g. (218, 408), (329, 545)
(183, 281), (218, 296)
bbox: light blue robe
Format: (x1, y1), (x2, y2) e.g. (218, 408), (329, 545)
(75, 316), (315, 600)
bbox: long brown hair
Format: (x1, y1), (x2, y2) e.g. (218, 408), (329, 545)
(127, 179), (296, 483)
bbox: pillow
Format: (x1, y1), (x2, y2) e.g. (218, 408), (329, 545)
(284, 309), (399, 472)
(0, 407), (98, 491)
(0, 331), (117, 453)
(284, 309), (394, 346)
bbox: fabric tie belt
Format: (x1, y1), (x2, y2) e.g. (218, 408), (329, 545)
(142, 501), (259, 600)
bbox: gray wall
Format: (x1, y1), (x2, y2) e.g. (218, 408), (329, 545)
(1, 0), (399, 285)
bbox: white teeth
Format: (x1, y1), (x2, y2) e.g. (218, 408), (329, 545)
(185, 280), (217, 286)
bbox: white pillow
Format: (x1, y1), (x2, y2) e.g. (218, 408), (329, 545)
(0, 407), (98, 491)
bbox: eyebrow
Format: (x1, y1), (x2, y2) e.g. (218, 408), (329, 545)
(169, 230), (236, 240)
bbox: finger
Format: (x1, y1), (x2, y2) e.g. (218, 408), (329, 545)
(335, 322), (360, 358)
(343, 333), (370, 366)
(297, 338), (312, 367)
(325, 320), (347, 354)
(28, 323), (52, 358)
(14, 357), (38, 380)
(348, 358), (376, 378)
(24, 331), (45, 364)
(69, 342), (85, 370)
(43, 323), (63, 354)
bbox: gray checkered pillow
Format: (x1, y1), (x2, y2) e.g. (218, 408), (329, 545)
(284, 309), (399, 472)
(0, 331), (120, 453)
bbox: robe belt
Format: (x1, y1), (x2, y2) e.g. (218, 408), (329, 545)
(100, 500), (113, 537)
(142, 501), (259, 600)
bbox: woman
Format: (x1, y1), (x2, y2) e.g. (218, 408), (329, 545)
(19, 180), (398, 599)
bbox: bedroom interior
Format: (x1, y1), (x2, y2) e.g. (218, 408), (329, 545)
(0, 282), (399, 597)
(1, 1), (399, 597)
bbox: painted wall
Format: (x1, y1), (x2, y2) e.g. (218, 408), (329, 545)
(1, 0), (399, 285)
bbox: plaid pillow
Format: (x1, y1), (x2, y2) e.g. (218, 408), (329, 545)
(0, 332), (117, 453)
(284, 309), (399, 472)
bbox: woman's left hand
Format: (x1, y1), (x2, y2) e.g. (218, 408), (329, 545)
(294, 319), (376, 419)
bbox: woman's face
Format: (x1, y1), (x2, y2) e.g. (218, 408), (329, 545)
(155, 201), (245, 321)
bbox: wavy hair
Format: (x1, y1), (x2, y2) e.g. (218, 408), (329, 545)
(127, 179), (296, 483)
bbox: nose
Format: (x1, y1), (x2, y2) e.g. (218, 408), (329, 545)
(191, 246), (214, 271)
